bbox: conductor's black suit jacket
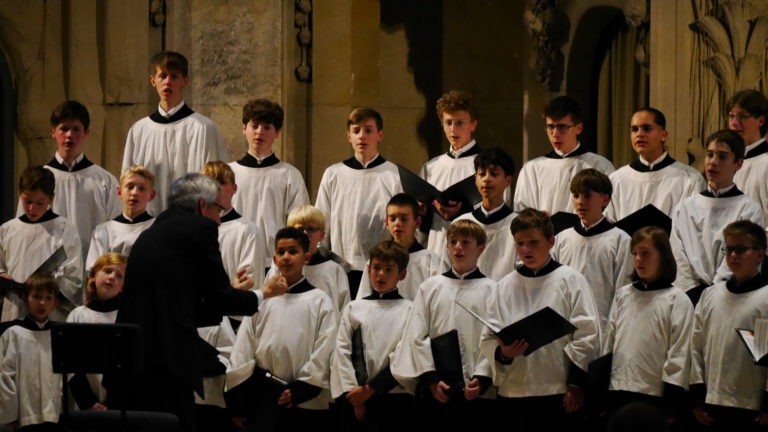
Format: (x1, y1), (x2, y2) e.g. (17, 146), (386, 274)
(116, 205), (259, 395)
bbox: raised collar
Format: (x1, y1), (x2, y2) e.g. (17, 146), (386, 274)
(88, 293), (122, 313)
(442, 267), (485, 280)
(727, 272), (768, 294)
(363, 288), (403, 300)
(745, 139), (768, 159)
(573, 217), (614, 237)
(308, 253), (332, 266)
(287, 277), (315, 294)
(220, 208), (241, 223)
(631, 277), (674, 291)
(237, 152), (280, 168)
(545, 144), (589, 159)
(517, 258), (561, 277)
(21, 315), (53, 331)
(149, 103), (195, 124)
(471, 204), (513, 225)
(20, 209), (58, 224)
(447, 141), (481, 159)
(47, 154), (94, 172)
(342, 154), (387, 170)
(700, 184), (742, 198)
(629, 154), (676, 172)
(114, 211), (153, 224)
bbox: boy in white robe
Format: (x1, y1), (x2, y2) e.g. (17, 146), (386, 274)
(21, 101), (121, 259)
(552, 169), (632, 334)
(227, 228), (338, 431)
(357, 193), (447, 300)
(691, 220), (768, 430)
(315, 107), (402, 293)
(1, 166), (82, 322)
(480, 209), (600, 431)
(728, 90), (768, 221)
(392, 220), (497, 430)
(606, 107), (705, 221)
(122, 51), (227, 216)
(230, 99), (310, 267)
(266, 205), (350, 314)
(85, 166), (156, 271)
(670, 129), (764, 304)
(331, 240), (415, 430)
(0, 274), (62, 431)
(454, 147), (518, 281)
(514, 96), (614, 214)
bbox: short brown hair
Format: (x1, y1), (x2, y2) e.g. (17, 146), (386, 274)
(24, 273), (59, 297)
(510, 208), (554, 239)
(50, 100), (90, 129)
(630, 226), (676, 282)
(120, 165), (155, 189)
(86, 253), (127, 304)
(544, 96), (582, 124)
(242, 99), (284, 130)
(347, 107), (383, 131)
(723, 220), (767, 251)
(150, 51), (189, 77)
(201, 161), (236, 185)
(369, 240), (409, 272)
(727, 89), (768, 136)
(705, 129), (745, 162)
(436, 90), (479, 121)
(570, 168), (612, 196)
(20, 165), (55, 198)
(447, 219), (487, 246)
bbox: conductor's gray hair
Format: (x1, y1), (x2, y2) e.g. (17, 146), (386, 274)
(168, 173), (219, 210)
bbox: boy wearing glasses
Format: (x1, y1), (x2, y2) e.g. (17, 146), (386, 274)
(606, 107), (705, 221)
(690, 220), (768, 430)
(513, 96), (614, 214)
(670, 129), (763, 305)
(728, 90), (768, 221)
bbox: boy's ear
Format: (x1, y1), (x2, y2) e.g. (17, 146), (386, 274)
(547, 236), (556, 248)
(600, 193), (611, 208)
(117, 186), (123, 198)
(477, 243), (486, 256)
(504, 175), (514, 187)
(304, 252), (311, 264)
(149, 190), (157, 201)
(735, 157), (744, 172)
(398, 268), (408, 281)
(415, 215), (422, 229)
(574, 122), (583, 135)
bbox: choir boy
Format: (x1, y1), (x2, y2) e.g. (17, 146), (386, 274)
(230, 99), (310, 266)
(122, 51), (227, 215)
(728, 90), (768, 220)
(315, 107), (402, 293)
(86, 165), (156, 271)
(606, 107), (705, 221)
(514, 96), (614, 214)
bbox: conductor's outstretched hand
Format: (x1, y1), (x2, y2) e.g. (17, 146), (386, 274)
(262, 275), (289, 299)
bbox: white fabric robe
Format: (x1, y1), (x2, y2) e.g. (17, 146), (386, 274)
(513, 151), (615, 214)
(219, 214), (266, 291)
(266, 255), (350, 314)
(229, 159), (310, 265)
(690, 280), (768, 410)
(122, 110), (226, 216)
(391, 271), (497, 397)
(480, 263), (601, 398)
(606, 160), (705, 221)
(330, 295), (413, 398)
(356, 247), (447, 301)
(604, 283), (693, 396)
(454, 208), (519, 281)
(85, 216), (154, 271)
(734, 139), (768, 221)
(551, 222), (632, 333)
(670, 192), (764, 290)
(0, 325), (61, 427)
(0, 215), (83, 321)
(315, 159), (403, 270)
(228, 282), (338, 410)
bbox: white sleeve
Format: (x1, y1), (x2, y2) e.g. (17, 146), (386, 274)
(295, 299), (338, 389)
(0, 332), (19, 424)
(85, 225), (108, 272)
(689, 299), (706, 386)
(334, 266), (351, 312)
(613, 235), (633, 296)
(104, 175), (122, 220)
(355, 261), (373, 300)
(285, 169), (310, 217)
(329, 303), (357, 398)
(59, 223), (85, 308)
(563, 273), (601, 371)
(512, 164), (537, 212)
(661, 294), (694, 389)
(315, 169), (333, 250)
(670, 204), (699, 291)
(602, 294), (618, 356)
(391, 285), (435, 381)
(122, 127), (136, 173)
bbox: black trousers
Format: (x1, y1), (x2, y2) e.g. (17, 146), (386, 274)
(497, 394), (586, 432)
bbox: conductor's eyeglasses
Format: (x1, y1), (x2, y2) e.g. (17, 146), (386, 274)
(545, 123), (574, 134)
(721, 245), (760, 255)
(728, 112), (753, 123)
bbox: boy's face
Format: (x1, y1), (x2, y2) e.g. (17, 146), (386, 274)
(630, 111), (667, 161)
(476, 164), (513, 203)
(20, 189), (53, 222)
(25, 288), (57, 323)
(386, 204), (420, 244)
(218, 179), (237, 210)
(514, 227), (555, 271)
(51, 119), (89, 159)
(292, 223), (324, 255)
(545, 115), (582, 154)
(118, 174), (156, 214)
(571, 188), (610, 224)
(705, 140), (742, 187)
(441, 110), (477, 149)
(274, 238), (308, 283)
(724, 233), (765, 281)
(94, 263), (126, 301)
(243, 120), (281, 154)
(347, 118), (383, 158)
(446, 233), (485, 272)
(149, 67), (188, 107)
(368, 258), (406, 293)
(632, 238), (661, 282)
(728, 104), (765, 145)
